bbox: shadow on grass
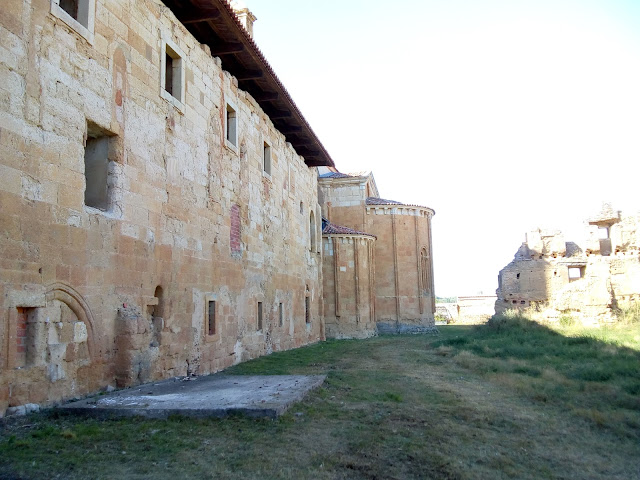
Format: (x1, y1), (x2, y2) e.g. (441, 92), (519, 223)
(432, 314), (640, 437)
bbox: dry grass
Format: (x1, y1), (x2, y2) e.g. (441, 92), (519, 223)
(1, 317), (638, 479)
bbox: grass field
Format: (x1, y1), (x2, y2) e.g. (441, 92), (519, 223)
(1, 315), (639, 479)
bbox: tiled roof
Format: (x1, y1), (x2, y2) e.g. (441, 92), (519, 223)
(161, 0), (334, 167)
(319, 171), (369, 179)
(366, 197), (433, 212)
(322, 222), (376, 238)
(366, 197), (403, 206)
(319, 172), (353, 179)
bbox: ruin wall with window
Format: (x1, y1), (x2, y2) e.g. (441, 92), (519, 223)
(0, 0), (324, 416)
(495, 206), (640, 324)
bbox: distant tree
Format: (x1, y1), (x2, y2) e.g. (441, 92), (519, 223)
(436, 296), (457, 304)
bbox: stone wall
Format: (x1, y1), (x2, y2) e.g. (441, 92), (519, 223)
(322, 234), (376, 339)
(367, 205), (436, 333)
(0, 0), (323, 415)
(456, 296), (497, 324)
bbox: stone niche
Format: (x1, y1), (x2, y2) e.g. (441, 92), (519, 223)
(4, 285), (98, 409)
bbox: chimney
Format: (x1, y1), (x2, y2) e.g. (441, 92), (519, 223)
(230, 1), (257, 39)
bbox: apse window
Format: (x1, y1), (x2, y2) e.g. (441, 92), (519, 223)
(160, 39), (185, 109)
(84, 122), (115, 211)
(568, 266), (585, 281)
(50, 0), (95, 42)
(263, 141), (272, 175)
(226, 103), (237, 148)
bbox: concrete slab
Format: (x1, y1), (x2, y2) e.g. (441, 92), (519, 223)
(59, 375), (326, 419)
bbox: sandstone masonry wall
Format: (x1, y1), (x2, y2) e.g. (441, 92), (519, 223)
(322, 235), (376, 339)
(319, 174), (436, 335)
(0, 0), (323, 415)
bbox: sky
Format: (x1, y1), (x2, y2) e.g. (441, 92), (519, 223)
(241, 0), (640, 296)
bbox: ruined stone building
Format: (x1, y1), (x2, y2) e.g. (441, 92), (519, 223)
(496, 204), (640, 324)
(319, 171), (436, 336)
(0, 0), (437, 416)
(436, 296), (497, 324)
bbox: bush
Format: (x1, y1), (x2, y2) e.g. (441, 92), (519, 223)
(559, 314), (575, 327)
(485, 311), (540, 332)
(615, 302), (640, 324)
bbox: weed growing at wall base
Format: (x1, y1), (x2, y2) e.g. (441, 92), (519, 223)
(615, 302), (640, 324)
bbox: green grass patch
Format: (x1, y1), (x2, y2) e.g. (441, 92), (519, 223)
(1, 317), (638, 479)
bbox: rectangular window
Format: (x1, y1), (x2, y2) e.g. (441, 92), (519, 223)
(257, 302), (263, 331)
(226, 103), (237, 147)
(568, 266), (585, 281)
(50, 0), (95, 43)
(207, 300), (216, 335)
(15, 308), (28, 368)
(278, 303), (283, 327)
(165, 53), (174, 96)
(162, 42), (183, 103)
(60, 0), (79, 20)
(84, 122), (114, 211)
(15, 307), (36, 368)
(598, 227), (609, 239)
(263, 142), (271, 175)
(305, 297), (310, 325)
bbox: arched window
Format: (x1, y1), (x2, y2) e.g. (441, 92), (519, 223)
(420, 247), (430, 295)
(309, 210), (316, 252)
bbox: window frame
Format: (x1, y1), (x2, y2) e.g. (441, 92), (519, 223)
(225, 100), (238, 152)
(568, 265), (586, 282)
(160, 37), (186, 112)
(204, 294), (220, 342)
(262, 139), (272, 176)
(83, 121), (116, 213)
(50, 0), (95, 44)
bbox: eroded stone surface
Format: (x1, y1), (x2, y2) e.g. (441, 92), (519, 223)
(496, 204), (640, 324)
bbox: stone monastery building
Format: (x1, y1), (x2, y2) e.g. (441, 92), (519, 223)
(0, 0), (435, 416)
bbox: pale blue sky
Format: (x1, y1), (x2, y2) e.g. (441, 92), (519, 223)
(243, 0), (640, 296)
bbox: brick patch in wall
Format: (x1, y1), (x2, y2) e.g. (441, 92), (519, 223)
(230, 203), (241, 254)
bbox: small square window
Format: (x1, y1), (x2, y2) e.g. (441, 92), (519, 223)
(226, 103), (237, 147)
(207, 300), (216, 336)
(263, 141), (271, 175)
(568, 266), (585, 281)
(50, 0), (95, 43)
(257, 302), (263, 331)
(598, 227), (609, 240)
(160, 39), (185, 109)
